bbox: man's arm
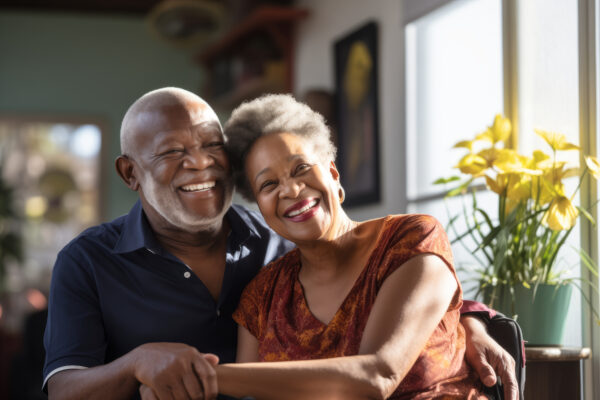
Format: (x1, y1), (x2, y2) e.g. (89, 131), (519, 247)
(48, 354), (138, 400)
(44, 249), (219, 400)
(460, 301), (519, 400)
(461, 315), (519, 400)
(48, 343), (219, 400)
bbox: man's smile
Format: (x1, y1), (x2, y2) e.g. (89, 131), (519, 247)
(180, 181), (216, 192)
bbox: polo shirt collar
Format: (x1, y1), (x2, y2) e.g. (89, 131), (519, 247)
(112, 201), (260, 254)
(113, 200), (161, 254)
(225, 204), (261, 242)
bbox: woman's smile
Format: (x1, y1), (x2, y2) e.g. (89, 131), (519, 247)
(284, 198), (320, 222)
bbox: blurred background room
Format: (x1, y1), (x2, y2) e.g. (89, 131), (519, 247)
(0, 0), (599, 399)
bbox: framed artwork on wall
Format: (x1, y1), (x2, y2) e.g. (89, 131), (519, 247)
(334, 20), (380, 207)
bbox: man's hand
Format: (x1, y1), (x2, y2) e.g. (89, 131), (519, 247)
(462, 316), (519, 400)
(133, 342), (219, 400)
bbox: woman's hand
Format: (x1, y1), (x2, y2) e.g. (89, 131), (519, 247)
(462, 316), (519, 400)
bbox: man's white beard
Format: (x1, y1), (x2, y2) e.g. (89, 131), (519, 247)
(141, 175), (233, 233)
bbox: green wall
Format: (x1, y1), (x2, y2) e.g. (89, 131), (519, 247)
(0, 11), (202, 220)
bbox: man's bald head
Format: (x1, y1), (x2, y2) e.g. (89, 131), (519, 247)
(120, 87), (221, 157)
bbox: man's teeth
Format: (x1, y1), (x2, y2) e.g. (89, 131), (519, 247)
(181, 181), (216, 192)
(287, 199), (318, 217)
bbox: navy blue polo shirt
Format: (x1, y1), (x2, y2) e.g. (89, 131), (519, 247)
(43, 201), (293, 393)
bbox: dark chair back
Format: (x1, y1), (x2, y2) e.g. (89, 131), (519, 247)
(484, 313), (526, 400)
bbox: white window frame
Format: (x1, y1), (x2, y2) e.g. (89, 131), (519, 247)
(578, 1), (599, 398)
(402, 0), (600, 397)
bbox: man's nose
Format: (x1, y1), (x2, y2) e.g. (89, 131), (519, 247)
(279, 178), (303, 199)
(182, 148), (215, 169)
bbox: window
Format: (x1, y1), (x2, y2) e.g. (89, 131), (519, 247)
(404, 0), (503, 295)
(404, 0), (600, 394)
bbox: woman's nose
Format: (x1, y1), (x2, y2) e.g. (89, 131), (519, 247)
(279, 178), (303, 199)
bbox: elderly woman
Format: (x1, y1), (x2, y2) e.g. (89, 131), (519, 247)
(207, 95), (500, 400)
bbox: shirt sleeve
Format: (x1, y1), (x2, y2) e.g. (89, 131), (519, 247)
(43, 244), (107, 391)
(377, 214), (462, 309)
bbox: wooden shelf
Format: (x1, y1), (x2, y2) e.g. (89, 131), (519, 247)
(524, 346), (591, 400)
(197, 6), (309, 64)
(525, 346), (591, 362)
(212, 76), (286, 110)
(196, 6), (309, 109)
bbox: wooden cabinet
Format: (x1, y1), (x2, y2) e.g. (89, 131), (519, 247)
(197, 6), (308, 110)
(524, 346), (591, 399)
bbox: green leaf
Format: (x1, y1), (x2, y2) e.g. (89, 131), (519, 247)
(576, 205), (596, 225)
(575, 247), (599, 278)
(433, 176), (461, 185)
(446, 178), (473, 198)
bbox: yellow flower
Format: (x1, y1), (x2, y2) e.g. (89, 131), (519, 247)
(485, 174), (505, 195)
(531, 172), (566, 205)
(455, 153), (487, 176)
(506, 175), (532, 201)
(491, 149), (519, 171)
(494, 150), (542, 176)
(485, 173), (531, 201)
(535, 129), (580, 151)
(477, 148), (503, 168)
(530, 150), (550, 168)
(453, 140), (475, 152)
(585, 156), (600, 179)
(477, 114), (512, 144)
(537, 160), (578, 186)
(543, 196), (579, 230)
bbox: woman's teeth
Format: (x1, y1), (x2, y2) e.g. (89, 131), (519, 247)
(181, 181), (215, 192)
(287, 199), (318, 217)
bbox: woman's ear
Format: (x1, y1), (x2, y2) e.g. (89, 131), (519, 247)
(329, 161), (340, 182)
(115, 155), (140, 191)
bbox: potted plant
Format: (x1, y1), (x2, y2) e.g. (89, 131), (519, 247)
(436, 115), (600, 345)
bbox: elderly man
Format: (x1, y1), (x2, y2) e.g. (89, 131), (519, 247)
(43, 87), (517, 400)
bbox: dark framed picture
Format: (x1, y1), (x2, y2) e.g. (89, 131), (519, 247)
(334, 21), (380, 207)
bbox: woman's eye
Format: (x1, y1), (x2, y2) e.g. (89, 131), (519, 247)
(259, 180), (276, 191)
(206, 141), (224, 148)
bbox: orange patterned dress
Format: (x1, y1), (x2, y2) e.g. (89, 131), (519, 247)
(233, 214), (485, 399)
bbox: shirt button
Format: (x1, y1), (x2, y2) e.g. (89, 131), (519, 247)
(183, 271), (191, 279)
(216, 309), (221, 317)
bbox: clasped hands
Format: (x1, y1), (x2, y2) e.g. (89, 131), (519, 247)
(134, 336), (519, 400)
(134, 343), (219, 400)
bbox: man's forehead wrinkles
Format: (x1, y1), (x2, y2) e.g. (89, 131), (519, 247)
(192, 120), (222, 133)
(151, 124), (223, 145)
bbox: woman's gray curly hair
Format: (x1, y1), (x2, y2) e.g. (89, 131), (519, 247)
(225, 94), (337, 201)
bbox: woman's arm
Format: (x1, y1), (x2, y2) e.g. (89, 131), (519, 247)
(217, 253), (457, 400)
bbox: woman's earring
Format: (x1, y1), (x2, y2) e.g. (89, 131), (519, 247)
(338, 186), (345, 204)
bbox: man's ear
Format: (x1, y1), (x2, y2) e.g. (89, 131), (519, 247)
(329, 161), (340, 182)
(115, 155), (140, 191)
